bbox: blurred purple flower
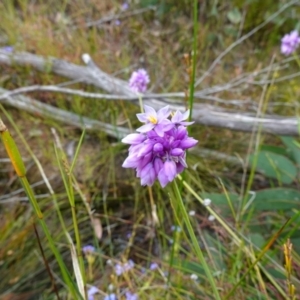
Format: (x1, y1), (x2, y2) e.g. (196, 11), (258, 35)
(82, 245), (95, 254)
(114, 259), (135, 276)
(88, 286), (99, 300)
(125, 291), (138, 300)
(129, 69), (150, 93)
(281, 30), (300, 55)
(1, 46), (13, 52)
(171, 110), (194, 126)
(121, 2), (129, 10)
(149, 262), (159, 270)
(115, 19), (121, 26)
(171, 225), (182, 232)
(104, 293), (117, 300)
(122, 106), (197, 188)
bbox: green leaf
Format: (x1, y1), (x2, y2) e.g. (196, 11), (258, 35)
(201, 192), (239, 217)
(249, 151), (297, 184)
(249, 233), (265, 249)
(227, 7), (242, 24)
(172, 258), (204, 276)
(280, 136), (300, 166)
(260, 145), (287, 157)
(252, 188), (300, 211)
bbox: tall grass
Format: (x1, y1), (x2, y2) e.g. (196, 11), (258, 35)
(1, 1), (300, 300)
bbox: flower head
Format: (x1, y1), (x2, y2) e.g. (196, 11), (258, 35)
(129, 69), (150, 93)
(281, 30), (300, 55)
(82, 245), (95, 254)
(136, 105), (173, 137)
(122, 105), (197, 188)
(1, 46), (13, 52)
(87, 286), (99, 300)
(125, 291), (138, 300)
(149, 262), (159, 270)
(114, 259), (135, 276)
(171, 109), (194, 126)
(104, 293), (117, 300)
(121, 2), (129, 10)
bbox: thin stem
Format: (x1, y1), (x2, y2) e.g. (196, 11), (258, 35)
(138, 94), (144, 113)
(188, 0), (198, 124)
(20, 177), (80, 298)
(171, 180), (221, 300)
(33, 222), (61, 300)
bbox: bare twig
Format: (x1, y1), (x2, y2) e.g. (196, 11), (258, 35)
(0, 84), (256, 108)
(0, 87), (131, 139)
(79, 6), (156, 29)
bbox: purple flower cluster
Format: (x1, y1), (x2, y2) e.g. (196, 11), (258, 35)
(114, 259), (135, 276)
(104, 294), (117, 300)
(0, 46), (13, 52)
(281, 30), (300, 55)
(82, 245), (95, 254)
(122, 105), (197, 188)
(149, 262), (159, 270)
(129, 69), (150, 93)
(87, 286), (99, 300)
(125, 291), (138, 300)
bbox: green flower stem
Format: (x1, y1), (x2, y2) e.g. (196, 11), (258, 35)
(138, 94), (144, 113)
(188, 0), (198, 127)
(170, 180), (221, 300)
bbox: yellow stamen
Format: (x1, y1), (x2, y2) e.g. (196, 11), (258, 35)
(148, 115), (158, 124)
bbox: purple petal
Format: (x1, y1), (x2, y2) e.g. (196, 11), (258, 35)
(182, 109), (190, 120)
(153, 143), (163, 152)
(176, 162), (185, 173)
(158, 168), (169, 188)
(154, 124), (165, 137)
(171, 140), (181, 148)
(171, 110), (182, 123)
(136, 153), (153, 175)
(180, 137), (198, 149)
(170, 148), (184, 156)
(122, 133), (146, 144)
(136, 113), (149, 123)
(140, 162), (156, 186)
(137, 142), (153, 157)
(154, 157), (164, 175)
(122, 155), (141, 168)
(159, 119), (174, 131)
(144, 105), (157, 115)
(164, 160), (177, 181)
(176, 126), (188, 140)
(157, 105), (170, 120)
(137, 123), (155, 133)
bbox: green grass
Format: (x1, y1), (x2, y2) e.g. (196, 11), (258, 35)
(1, 0), (300, 299)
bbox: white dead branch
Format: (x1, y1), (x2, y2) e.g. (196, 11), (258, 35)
(0, 50), (299, 136)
